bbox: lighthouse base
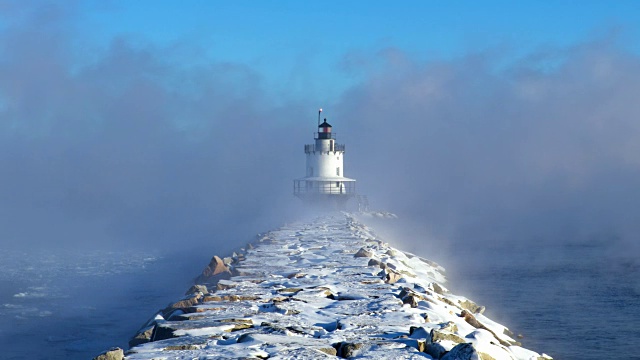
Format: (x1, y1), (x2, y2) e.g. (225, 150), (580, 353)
(294, 193), (355, 210)
(293, 178), (356, 210)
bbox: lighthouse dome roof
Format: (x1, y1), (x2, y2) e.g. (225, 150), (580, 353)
(318, 119), (332, 128)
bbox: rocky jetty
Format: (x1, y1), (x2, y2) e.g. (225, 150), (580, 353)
(114, 213), (551, 359)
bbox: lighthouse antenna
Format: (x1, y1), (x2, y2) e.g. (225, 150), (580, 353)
(318, 108), (322, 126)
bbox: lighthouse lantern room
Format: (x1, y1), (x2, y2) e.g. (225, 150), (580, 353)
(293, 109), (356, 204)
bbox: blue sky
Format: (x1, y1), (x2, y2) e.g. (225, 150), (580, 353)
(74, 0), (640, 102)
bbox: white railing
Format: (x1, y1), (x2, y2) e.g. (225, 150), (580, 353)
(293, 180), (355, 196)
(304, 144), (345, 153)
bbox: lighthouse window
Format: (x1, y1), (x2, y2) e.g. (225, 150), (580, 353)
(336, 167), (340, 176)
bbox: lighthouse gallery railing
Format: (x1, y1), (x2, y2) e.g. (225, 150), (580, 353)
(304, 144), (345, 153)
(293, 180), (355, 196)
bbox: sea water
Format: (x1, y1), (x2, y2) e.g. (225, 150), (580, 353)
(0, 249), (208, 359)
(446, 237), (640, 359)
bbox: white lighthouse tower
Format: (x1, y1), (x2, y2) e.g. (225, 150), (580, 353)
(293, 109), (356, 205)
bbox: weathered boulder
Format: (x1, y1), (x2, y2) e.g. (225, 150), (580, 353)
(128, 325), (154, 348)
(367, 258), (383, 268)
(460, 310), (513, 347)
(402, 294), (420, 307)
(399, 287), (420, 298)
(393, 338), (427, 353)
(93, 347), (124, 360)
(426, 342), (448, 359)
(399, 287), (432, 308)
(387, 270), (403, 284)
(224, 322), (252, 332)
(378, 268), (403, 284)
(425, 328), (466, 358)
(196, 255), (233, 284)
(128, 313), (165, 348)
(167, 293), (202, 310)
(409, 326), (429, 339)
(438, 321), (458, 333)
(337, 342), (365, 358)
(440, 296), (459, 308)
(430, 328), (465, 344)
(151, 324), (179, 341)
(232, 251), (246, 262)
(216, 280), (239, 290)
(236, 333), (257, 343)
(202, 255), (231, 277)
(317, 347), (338, 356)
(459, 299), (485, 314)
(185, 284), (208, 296)
(354, 247), (374, 258)
(431, 282), (448, 295)
(441, 343), (477, 360)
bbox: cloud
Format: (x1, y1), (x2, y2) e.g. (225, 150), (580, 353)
(0, 3), (310, 251)
(2, 3), (639, 261)
(335, 39), (640, 254)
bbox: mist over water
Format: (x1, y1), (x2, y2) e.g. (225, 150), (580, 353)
(339, 42), (640, 258)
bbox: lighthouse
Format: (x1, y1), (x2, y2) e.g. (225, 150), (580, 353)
(293, 109), (356, 205)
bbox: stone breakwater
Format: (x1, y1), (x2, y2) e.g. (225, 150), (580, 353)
(96, 213), (551, 360)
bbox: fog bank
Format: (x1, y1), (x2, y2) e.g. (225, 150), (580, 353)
(337, 39), (640, 257)
(2, 4), (640, 260)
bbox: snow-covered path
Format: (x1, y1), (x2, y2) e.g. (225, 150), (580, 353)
(122, 213), (550, 360)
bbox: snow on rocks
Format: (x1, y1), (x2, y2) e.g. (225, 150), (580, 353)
(122, 213), (551, 360)
(93, 347), (124, 360)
